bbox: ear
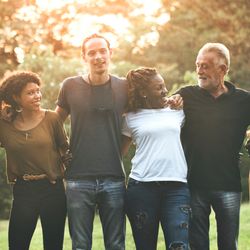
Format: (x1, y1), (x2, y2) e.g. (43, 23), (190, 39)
(219, 64), (228, 75)
(109, 48), (113, 58)
(82, 53), (86, 62)
(12, 94), (19, 103)
(139, 89), (147, 98)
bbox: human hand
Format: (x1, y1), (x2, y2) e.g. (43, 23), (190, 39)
(164, 94), (183, 110)
(62, 149), (72, 169)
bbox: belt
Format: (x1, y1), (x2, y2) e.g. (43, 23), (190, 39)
(22, 174), (47, 181)
(19, 174), (59, 184)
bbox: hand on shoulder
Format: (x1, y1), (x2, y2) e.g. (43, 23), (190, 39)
(164, 94), (183, 110)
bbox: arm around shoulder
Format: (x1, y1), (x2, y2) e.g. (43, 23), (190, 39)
(55, 106), (69, 122)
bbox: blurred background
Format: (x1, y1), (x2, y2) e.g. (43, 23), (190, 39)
(0, 0), (249, 219)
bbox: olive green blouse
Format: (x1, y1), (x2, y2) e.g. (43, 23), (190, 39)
(0, 110), (69, 183)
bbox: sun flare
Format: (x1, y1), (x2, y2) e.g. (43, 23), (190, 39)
(34, 0), (166, 47)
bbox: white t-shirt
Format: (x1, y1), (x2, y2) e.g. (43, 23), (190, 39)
(122, 108), (188, 182)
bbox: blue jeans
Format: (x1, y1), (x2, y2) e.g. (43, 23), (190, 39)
(9, 179), (66, 250)
(190, 190), (241, 250)
(65, 178), (126, 250)
(126, 178), (191, 250)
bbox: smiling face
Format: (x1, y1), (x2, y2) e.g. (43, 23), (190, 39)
(143, 74), (168, 108)
(196, 51), (226, 94)
(82, 37), (112, 76)
(14, 82), (42, 111)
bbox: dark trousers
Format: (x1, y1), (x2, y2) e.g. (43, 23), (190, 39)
(190, 190), (241, 250)
(8, 179), (67, 250)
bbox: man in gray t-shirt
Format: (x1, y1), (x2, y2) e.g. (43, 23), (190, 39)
(56, 34), (127, 250)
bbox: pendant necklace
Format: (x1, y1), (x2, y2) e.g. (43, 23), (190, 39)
(25, 132), (30, 140)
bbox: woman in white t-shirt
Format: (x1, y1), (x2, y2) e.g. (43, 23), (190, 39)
(122, 67), (190, 250)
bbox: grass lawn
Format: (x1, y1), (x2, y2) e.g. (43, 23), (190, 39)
(0, 203), (249, 250)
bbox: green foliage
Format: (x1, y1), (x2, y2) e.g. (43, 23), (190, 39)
(111, 61), (139, 78)
(0, 149), (12, 219)
(18, 47), (83, 109)
(170, 70), (197, 94)
(156, 0), (250, 89)
(240, 144), (250, 202)
(0, 0), (250, 219)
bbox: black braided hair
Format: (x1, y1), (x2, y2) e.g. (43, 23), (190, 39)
(126, 67), (157, 112)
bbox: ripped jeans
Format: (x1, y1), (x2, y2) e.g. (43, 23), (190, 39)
(126, 178), (190, 250)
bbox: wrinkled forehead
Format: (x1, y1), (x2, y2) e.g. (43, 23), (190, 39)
(196, 51), (220, 65)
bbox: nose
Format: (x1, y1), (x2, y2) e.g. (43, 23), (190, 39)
(161, 87), (168, 96)
(94, 51), (102, 60)
(35, 91), (41, 99)
(196, 65), (203, 75)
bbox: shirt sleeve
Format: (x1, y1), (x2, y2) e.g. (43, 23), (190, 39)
(53, 112), (69, 151)
(121, 114), (132, 137)
(56, 80), (70, 113)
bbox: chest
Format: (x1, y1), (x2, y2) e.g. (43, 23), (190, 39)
(183, 94), (249, 131)
(0, 122), (54, 151)
(128, 110), (184, 139)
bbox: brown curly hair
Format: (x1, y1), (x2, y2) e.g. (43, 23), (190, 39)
(0, 71), (41, 116)
(126, 67), (158, 112)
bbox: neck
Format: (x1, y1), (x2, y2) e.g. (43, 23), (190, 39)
(210, 82), (228, 98)
(16, 108), (43, 122)
(143, 99), (163, 109)
(88, 73), (110, 86)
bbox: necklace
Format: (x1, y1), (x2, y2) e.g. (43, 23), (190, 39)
(87, 74), (110, 86)
(25, 132), (30, 140)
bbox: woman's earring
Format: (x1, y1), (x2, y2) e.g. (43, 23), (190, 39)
(15, 106), (23, 113)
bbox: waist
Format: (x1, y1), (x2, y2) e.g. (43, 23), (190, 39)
(129, 178), (187, 187)
(16, 174), (62, 183)
(66, 175), (124, 182)
(22, 174), (47, 181)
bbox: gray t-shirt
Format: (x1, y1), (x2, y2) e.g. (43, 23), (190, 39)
(57, 75), (127, 179)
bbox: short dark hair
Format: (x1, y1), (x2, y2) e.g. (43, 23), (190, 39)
(81, 33), (111, 56)
(0, 71), (41, 109)
(126, 67), (158, 112)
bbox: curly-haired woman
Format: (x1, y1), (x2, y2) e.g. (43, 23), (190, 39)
(0, 71), (69, 250)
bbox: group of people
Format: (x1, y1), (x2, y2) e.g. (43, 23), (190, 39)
(0, 33), (249, 250)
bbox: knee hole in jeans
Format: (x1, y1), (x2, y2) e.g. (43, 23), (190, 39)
(180, 205), (191, 215)
(179, 205), (191, 230)
(169, 241), (186, 250)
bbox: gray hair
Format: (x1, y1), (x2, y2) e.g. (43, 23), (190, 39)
(198, 43), (230, 73)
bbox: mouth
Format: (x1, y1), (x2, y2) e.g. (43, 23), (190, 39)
(94, 60), (105, 67)
(33, 101), (41, 106)
(160, 96), (168, 105)
(198, 76), (207, 80)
